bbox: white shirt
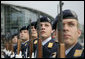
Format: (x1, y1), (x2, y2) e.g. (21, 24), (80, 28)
(42, 36), (51, 46)
(35, 36), (52, 57)
(22, 40), (29, 44)
(65, 45), (74, 55)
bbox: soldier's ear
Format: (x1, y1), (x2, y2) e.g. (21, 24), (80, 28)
(78, 29), (81, 37)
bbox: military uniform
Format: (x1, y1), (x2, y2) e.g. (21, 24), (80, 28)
(33, 37), (59, 58)
(12, 41), (30, 58)
(66, 42), (84, 58)
(21, 40), (29, 58)
(32, 16), (59, 58)
(53, 9), (84, 58)
(12, 26), (30, 58)
(11, 33), (18, 58)
(12, 44), (17, 58)
(4, 51), (10, 58)
(43, 39), (59, 58)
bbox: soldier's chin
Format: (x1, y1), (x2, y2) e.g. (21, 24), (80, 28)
(64, 39), (71, 44)
(41, 35), (47, 38)
(32, 35), (37, 37)
(21, 38), (26, 40)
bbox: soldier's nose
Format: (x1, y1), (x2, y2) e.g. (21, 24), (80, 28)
(63, 25), (69, 32)
(41, 27), (45, 30)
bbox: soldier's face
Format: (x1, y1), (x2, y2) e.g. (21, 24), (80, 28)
(12, 36), (18, 44)
(40, 22), (52, 39)
(62, 19), (81, 46)
(31, 26), (37, 38)
(19, 30), (29, 41)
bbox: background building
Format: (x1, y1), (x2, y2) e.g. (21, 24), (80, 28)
(1, 3), (54, 37)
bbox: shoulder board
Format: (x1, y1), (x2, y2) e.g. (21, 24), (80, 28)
(25, 43), (27, 46)
(74, 49), (83, 57)
(34, 40), (38, 44)
(48, 42), (53, 48)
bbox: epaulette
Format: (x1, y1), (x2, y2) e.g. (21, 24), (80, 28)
(34, 40), (38, 44)
(48, 42), (53, 48)
(25, 42), (27, 46)
(74, 49), (83, 57)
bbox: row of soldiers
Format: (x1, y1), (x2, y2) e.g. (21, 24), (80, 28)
(1, 9), (84, 58)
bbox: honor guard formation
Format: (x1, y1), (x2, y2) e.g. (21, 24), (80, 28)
(1, 1), (84, 58)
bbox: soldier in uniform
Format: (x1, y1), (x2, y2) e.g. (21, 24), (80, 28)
(11, 33), (18, 58)
(2, 39), (10, 58)
(20, 26), (30, 58)
(3, 35), (12, 58)
(19, 23), (38, 58)
(12, 33), (18, 44)
(53, 9), (84, 58)
(14, 26), (30, 58)
(34, 16), (59, 58)
(27, 21), (38, 58)
(27, 21), (38, 40)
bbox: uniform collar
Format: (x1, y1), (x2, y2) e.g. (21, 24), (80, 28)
(22, 40), (29, 44)
(42, 36), (51, 46)
(65, 44), (75, 55)
(13, 44), (17, 46)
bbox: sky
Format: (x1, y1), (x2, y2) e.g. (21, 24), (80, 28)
(1, 1), (84, 25)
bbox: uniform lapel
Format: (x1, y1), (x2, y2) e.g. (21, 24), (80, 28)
(66, 42), (82, 58)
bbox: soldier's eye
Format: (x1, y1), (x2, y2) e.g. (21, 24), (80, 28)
(68, 23), (75, 27)
(24, 31), (27, 33)
(31, 26), (34, 29)
(24, 32), (26, 33)
(45, 24), (49, 27)
(40, 24), (42, 27)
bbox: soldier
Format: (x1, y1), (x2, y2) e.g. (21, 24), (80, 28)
(34, 16), (59, 58)
(27, 21), (38, 58)
(2, 40), (9, 58)
(53, 9), (84, 58)
(15, 26), (30, 58)
(1, 35), (6, 58)
(10, 33), (18, 58)
(2, 35), (12, 58)
(27, 21), (38, 40)
(12, 33), (18, 44)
